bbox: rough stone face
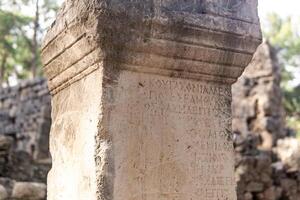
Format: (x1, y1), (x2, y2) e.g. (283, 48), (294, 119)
(0, 185), (8, 200)
(0, 132), (50, 200)
(42, 0), (261, 200)
(233, 43), (300, 200)
(0, 79), (51, 200)
(0, 78), (51, 160)
(11, 182), (46, 200)
(0, 135), (13, 152)
(232, 42), (286, 150)
(275, 138), (300, 172)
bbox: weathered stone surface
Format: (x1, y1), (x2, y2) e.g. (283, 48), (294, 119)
(275, 138), (300, 172)
(232, 42), (286, 150)
(0, 83), (51, 200)
(233, 43), (300, 200)
(0, 133), (50, 199)
(3, 41), (300, 200)
(0, 136), (13, 152)
(246, 182), (264, 192)
(0, 78), (51, 160)
(42, 0), (261, 200)
(12, 182), (46, 200)
(108, 72), (236, 200)
(0, 184), (8, 200)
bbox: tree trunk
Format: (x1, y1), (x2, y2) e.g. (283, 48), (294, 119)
(0, 53), (8, 89)
(31, 0), (40, 78)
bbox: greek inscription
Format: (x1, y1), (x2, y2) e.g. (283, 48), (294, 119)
(188, 129), (232, 140)
(198, 140), (233, 151)
(198, 153), (231, 162)
(113, 72), (235, 199)
(142, 77), (231, 97)
(198, 164), (225, 174)
(197, 188), (233, 199)
(198, 176), (236, 186)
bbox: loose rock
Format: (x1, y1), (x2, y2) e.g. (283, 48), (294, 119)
(12, 182), (46, 200)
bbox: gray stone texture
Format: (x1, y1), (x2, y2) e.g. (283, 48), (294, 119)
(12, 182), (46, 200)
(0, 78), (51, 200)
(233, 43), (300, 200)
(233, 42), (286, 150)
(0, 78), (51, 160)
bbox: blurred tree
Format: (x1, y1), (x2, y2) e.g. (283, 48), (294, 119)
(0, 0), (58, 87)
(264, 13), (300, 116)
(0, 8), (32, 87)
(264, 13), (300, 137)
(31, 0), (59, 78)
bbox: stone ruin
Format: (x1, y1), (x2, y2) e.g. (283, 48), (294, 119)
(41, 0), (261, 200)
(233, 42), (300, 200)
(2, 1), (300, 200)
(0, 79), (51, 200)
(0, 1), (300, 199)
(233, 42), (287, 150)
(0, 78), (51, 160)
(0, 33), (300, 200)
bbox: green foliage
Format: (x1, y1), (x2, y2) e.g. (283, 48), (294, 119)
(283, 86), (300, 115)
(0, 8), (33, 84)
(286, 116), (300, 138)
(264, 14), (297, 83)
(0, 0), (58, 86)
(263, 13), (300, 116)
(42, 0), (59, 13)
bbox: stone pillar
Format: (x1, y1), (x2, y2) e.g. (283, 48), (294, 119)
(42, 1), (261, 200)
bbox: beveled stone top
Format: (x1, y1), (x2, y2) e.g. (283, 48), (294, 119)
(42, 0), (262, 95)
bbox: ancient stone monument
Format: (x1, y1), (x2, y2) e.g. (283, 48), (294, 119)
(41, 1), (261, 199)
(233, 42), (286, 150)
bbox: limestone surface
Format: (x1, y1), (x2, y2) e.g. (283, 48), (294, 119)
(42, 0), (261, 200)
(12, 182), (46, 200)
(0, 185), (7, 200)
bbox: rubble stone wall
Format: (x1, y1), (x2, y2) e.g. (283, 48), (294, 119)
(233, 42), (300, 200)
(0, 78), (51, 200)
(0, 78), (51, 160)
(232, 42), (286, 150)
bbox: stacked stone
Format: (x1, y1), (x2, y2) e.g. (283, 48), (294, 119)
(233, 42), (300, 200)
(234, 134), (300, 200)
(0, 78), (51, 200)
(0, 135), (49, 200)
(0, 136), (13, 178)
(232, 42), (286, 150)
(235, 134), (274, 200)
(0, 78), (51, 160)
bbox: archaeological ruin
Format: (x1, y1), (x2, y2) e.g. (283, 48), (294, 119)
(0, 1), (299, 200)
(0, 33), (300, 200)
(41, 0), (261, 200)
(0, 79), (51, 200)
(233, 42), (300, 200)
(2, 41), (300, 200)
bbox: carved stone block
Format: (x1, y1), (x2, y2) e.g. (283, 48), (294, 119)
(42, 1), (261, 199)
